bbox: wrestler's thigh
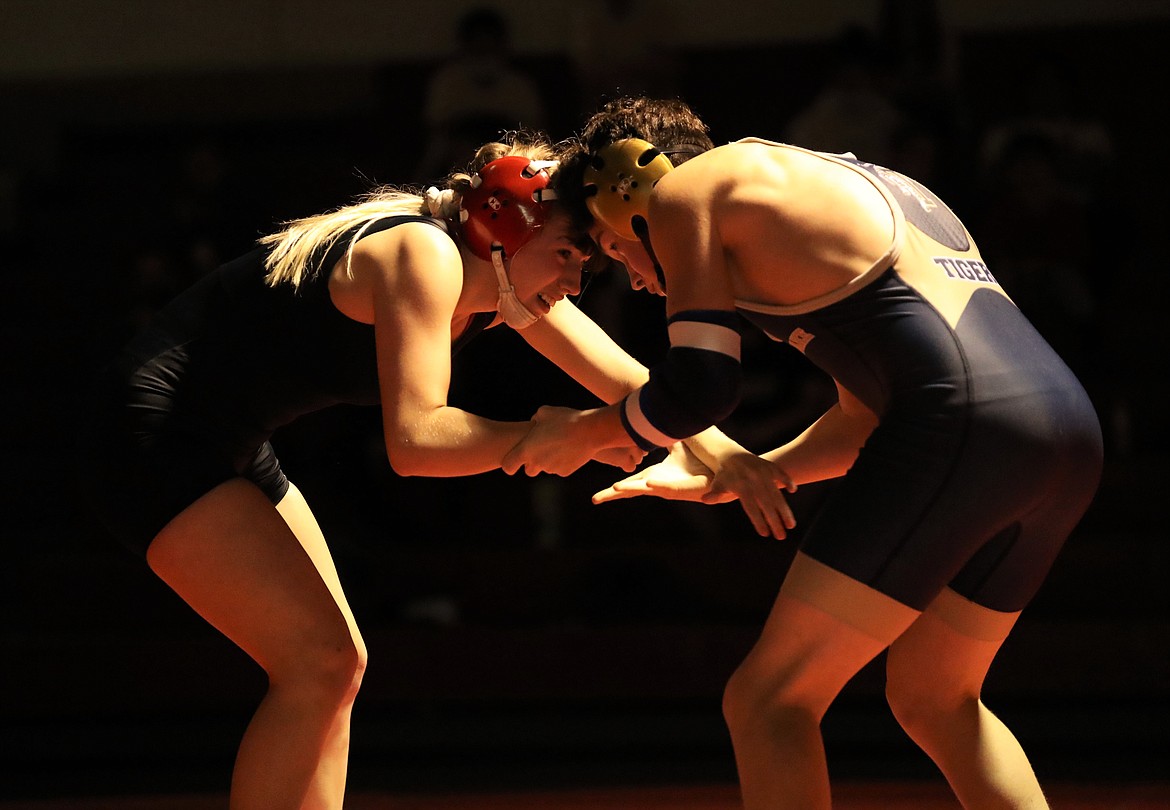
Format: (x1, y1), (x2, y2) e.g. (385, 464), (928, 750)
(738, 553), (921, 707)
(147, 477), (356, 674)
(887, 587), (1020, 698)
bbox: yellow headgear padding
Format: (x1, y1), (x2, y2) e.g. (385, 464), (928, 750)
(583, 138), (674, 240)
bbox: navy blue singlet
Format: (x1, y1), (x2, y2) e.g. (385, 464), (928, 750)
(733, 140), (1102, 612)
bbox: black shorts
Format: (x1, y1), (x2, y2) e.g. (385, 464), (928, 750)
(76, 366), (290, 557)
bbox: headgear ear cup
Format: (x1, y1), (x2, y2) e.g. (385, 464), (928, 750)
(459, 156), (555, 260)
(583, 138), (675, 241)
(458, 156), (558, 329)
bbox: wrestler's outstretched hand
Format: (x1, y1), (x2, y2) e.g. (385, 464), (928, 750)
(594, 442), (796, 540)
(592, 441), (714, 504)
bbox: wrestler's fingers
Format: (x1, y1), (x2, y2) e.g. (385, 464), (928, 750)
(699, 489), (737, 504)
(740, 498), (771, 538)
(609, 472), (653, 490)
(501, 445), (525, 476)
(591, 487), (622, 504)
(594, 446), (646, 471)
(762, 497), (790, 540)
(779, 496), (797, 530)
(773, 466), (798, 493)
(592, 480), (651, 504)
(642, 472), (711, 491)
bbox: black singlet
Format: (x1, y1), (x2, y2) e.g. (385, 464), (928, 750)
(77, 215), (495, 555)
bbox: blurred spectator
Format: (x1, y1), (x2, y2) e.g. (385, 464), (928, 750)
(886, 121), (943, 186)
(977, 58), (1119, 306)
(116, 137), (258, 334)
(877, 0), (972, 206)
(415, 7), (548, 181)
(124, 246), (186, 334)
(568, 0), (680, 111)
(973, 131), (1098, 393)
(979, 60), (1115, 204)
(877, 0), (961, 117)
(785, 24), (903, 166)
(0, 166), (16, 250)
(167, 139), (237, 276)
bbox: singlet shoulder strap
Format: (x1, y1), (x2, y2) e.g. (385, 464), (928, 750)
(318, 214), (493, 354)
(730, 138), (905, 317)
(318, 215), (449, 278)
(355, 214), (447, 243)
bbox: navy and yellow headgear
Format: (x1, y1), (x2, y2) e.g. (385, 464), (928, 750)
(583, 138), (674, 241)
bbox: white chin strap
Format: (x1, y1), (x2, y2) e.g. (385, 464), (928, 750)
(491, 246), (541, 329)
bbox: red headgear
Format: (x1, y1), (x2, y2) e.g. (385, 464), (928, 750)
(459, 156), (557, 260)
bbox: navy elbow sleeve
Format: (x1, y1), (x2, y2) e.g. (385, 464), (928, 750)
(621, 310), (743, 449)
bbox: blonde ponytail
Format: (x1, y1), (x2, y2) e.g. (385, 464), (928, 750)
(259, 189), (423, 289)
(259, 131), (564, 290)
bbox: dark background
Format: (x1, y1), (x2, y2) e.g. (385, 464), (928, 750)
(1, 0), (1168, 800)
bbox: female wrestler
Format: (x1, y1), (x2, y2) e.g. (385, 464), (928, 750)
(77, 133), (789, 810)
(505, 98), (1103, 809)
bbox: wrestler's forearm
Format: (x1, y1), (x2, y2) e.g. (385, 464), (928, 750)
(384, 406), (530, 477)
(761, 403), (877, 485)
(683, 425), (753, 472)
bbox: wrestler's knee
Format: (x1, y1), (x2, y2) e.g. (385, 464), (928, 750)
(271, 625), (368, 707)
(722, 659), (822, 738)
(885, 668), (977, 739)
